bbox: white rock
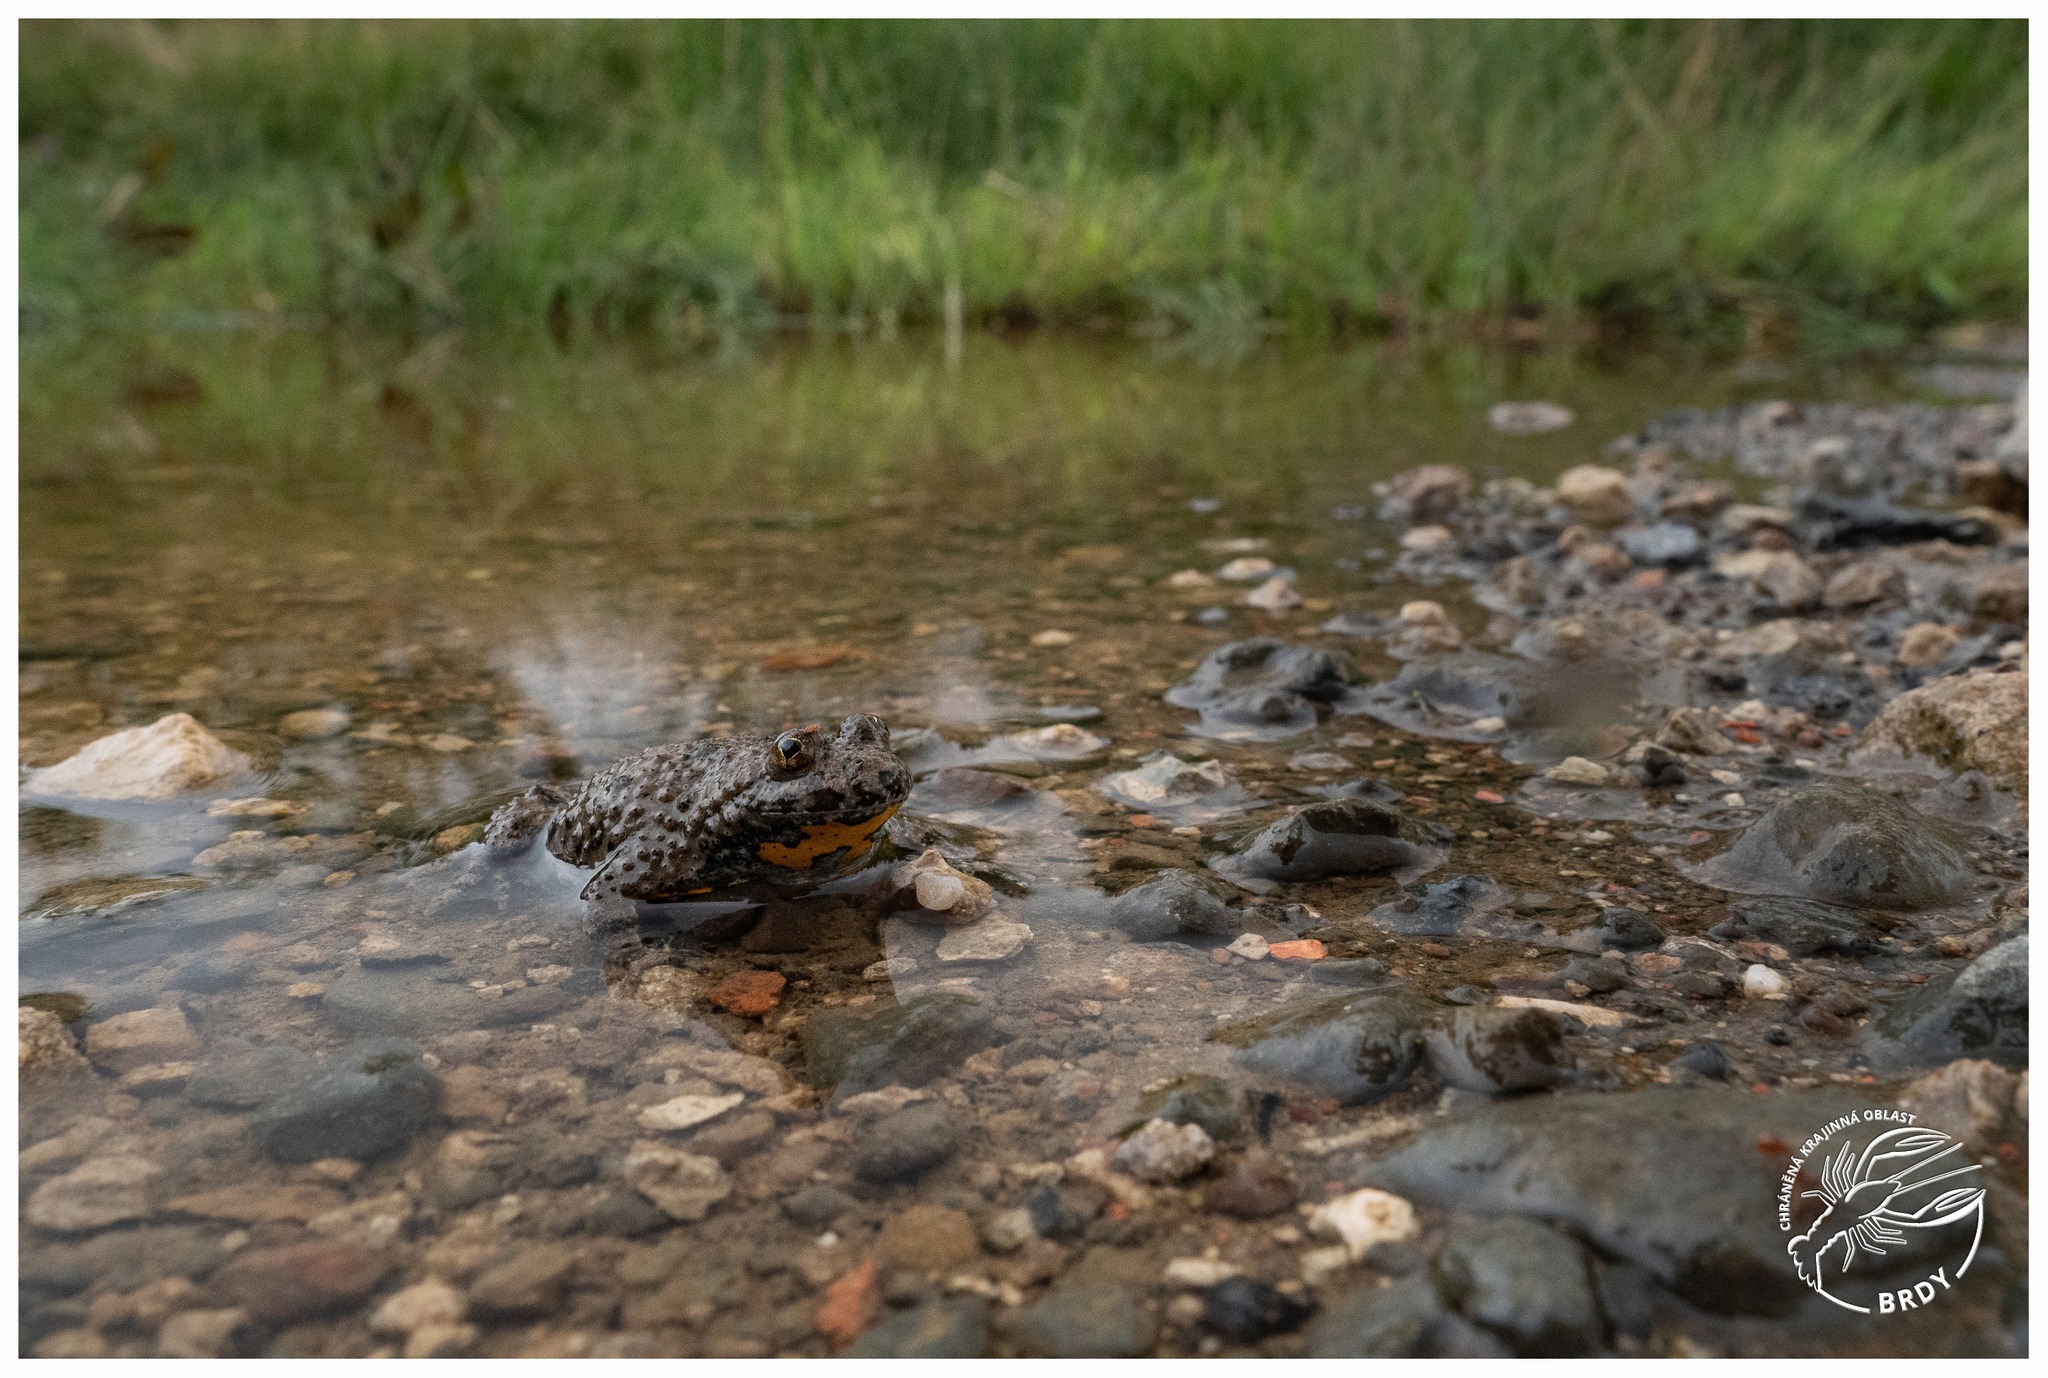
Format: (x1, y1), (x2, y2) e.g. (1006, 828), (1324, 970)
(1743, 964), (1790, 1000)
(935, 919), (1033, 964)
(1489, 400), (1574, 435)
(26, 1155), (162, 1232)
(895, 849), (995, 923)
(369, 1278), (467, 1336)
(1400, 525), (1455, 553)
(837, 1086), (932, 1118)
(1162, 1256), (1240, 1288)
(1004, 722), (1110, 757)
(1165, 569), (1218, 589)
(277, 707), (351, 740)
(1244, 577), (1303, 612)
(637, 1091), (746, 1132)
(1554, 465), (1632, 525)
(1029, 630), (1075, 648)
(1397, 600), (1448, 627)
(1218, 556), (1277, 581)
(914, 871), (968, 911)
(1309, 1187), (1418, 1261)
(1470, 716), (1508, 736)
(622, 1141), (732, 1221)
(1112, 1118), (1215, 1183)
(25, 713), (248, 801)
(1542, 757), (1609, 787)
(1227, 932), (1270, 960)
(1098, 753), (1233, 806)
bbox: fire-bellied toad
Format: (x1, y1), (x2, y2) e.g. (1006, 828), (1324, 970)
(485, 713), (910, 903)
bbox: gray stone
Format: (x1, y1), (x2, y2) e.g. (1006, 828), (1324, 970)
(1367, 1086), (1876, 1316)
(1108, 870), (1240, 942)
(1866, 936), (2028, 1071)
(853, 1103), (961, 1184)
(323, 963), (564, 1038)
(843, 1298), (989, 1357)
(251, 1038), (439, 1163)
(1010, 1282), (1156, 1358)
(468, 1243), (576, 1317)
(802, 994), (994, 1096)
(1117, 1074), (1244, 1143)
(1728, 897), (1881, 956)
(1424, 1006), (1570, 1094)
(184, 1040), (318, 1111)
(1689, 779), (1978, 911)
(1591, 907), (1665, 949)
(1369, 874), (1515, 937)
(1305, 1274), (1445, 1357)
(1164, 638), (1359, 742)
(1433, 1215), (1599, 1356)
(1201, 1276), (1315, 1342)
(1212, 991), (1431, 1104)
(1559, 956), (1630, 993)
(1614, 523), (1703, 568)
(1213, 799), (1450, 892)
(783, 1184), (862, 1232)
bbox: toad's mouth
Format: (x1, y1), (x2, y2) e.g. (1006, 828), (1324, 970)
(754, 804), (900, 869)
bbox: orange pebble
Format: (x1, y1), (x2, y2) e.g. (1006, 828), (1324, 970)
(1474, 789), (1506, 804)
(707, 969), (787, 1017)
(1268, 939), (1325, 962)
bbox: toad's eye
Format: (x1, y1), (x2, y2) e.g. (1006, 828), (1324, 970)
(772, 732), (813, 774)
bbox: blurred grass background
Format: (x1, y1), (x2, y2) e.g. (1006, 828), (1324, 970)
(19, 17), (2028, 343)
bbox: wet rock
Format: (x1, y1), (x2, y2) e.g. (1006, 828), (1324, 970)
(324, 963), (553, 1038)
(1366, 1085), (1875, 1315)
(997, 722), (1110, 759)
(1433, 1215), (1598, 1356)
(802, 994), (994, 1096)
(157, 1308), (251, 1358)
(1672, 1041), (1733, 1080)
(1614, 522), (1703, 568)
(1245, 576), (1303, 612)
(1369, 874), (1513, 937)
(783, 1183), (862, 1232)
(1898, 622), (1961, 667)
(184, 1040), (319, 1111)
(211, 1240), (390, 1322)
(935, 919), (1033, 964)
(1119, 1073), (1245, 1143)
(1866, 936), (2028, 1071)
(1554, 465), (1632, 525)
(1725, 897), (1880, 957)
(1212, 991), (1432, 1103)
(893, 849), (996, 924)
(1306, 1274), (1445, 1357)
(1212, 798), (1450, 893)
(1424, 1006), (1569, 1094)
(1896, 1059), (2024, 1151)
(1559, 956), (1630, 993)
(1204, 1152), (1298, 1218)
(84, 1006), (200, 1074)
(853, 1103), (960, 1183)
(1590, 910), (1661, 954)
(1108, 869), (1240, 942)
(1311, 1187), (1419, 1260)
(26, 1155), (162, 1232)
(278, 707), (351, 740)
(1797, 491), (1997, 550)
(1822, 559), (1905, 609)
(253, 1038), (439, 1164)
(1380, 464), (1472, 525)
(1202, 1277), (1315, 1343)
(19, 1006), (89, 1078)
(1011, 1282), (1156, 1358)
(1655, 706), (1729, 755)
(1852, 667), (2027, 794)
(843, 1297), (989, 1358)
(1690, 779), (1977, 911)
(1741, 965), (1790, 1000)
(876, 1202), (980, 1273)
(1096, 752), (1253, 820)
(25, 713), (250, 801)
(1310, 956), (1391, 986)
(622, 1141), (732, 1222)
(469, 1243), (577, 1318)
(637, 1091), (745, 1133)
(1164, 639), (1358, 741)
(1963, 561), (2027, 623)
(369, 1278), (466, 1336)
(1112, 1118), (1214, 1183)
(1542, 756), (1608, 786)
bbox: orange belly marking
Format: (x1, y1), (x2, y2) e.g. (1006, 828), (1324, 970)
(756, 805), (899, 870)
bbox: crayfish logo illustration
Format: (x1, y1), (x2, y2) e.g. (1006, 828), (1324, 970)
(1786, 1125), (1986, 1315)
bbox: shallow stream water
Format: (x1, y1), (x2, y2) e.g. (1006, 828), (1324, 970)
(18, 331), (2027, 1357)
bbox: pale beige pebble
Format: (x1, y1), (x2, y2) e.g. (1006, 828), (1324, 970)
(370, 1278), (468, 1336)
(157, 1308), (249, 1358)
(84, 1006), (200, 1073)
(1853, 667), (2026, 795)
(1397, 600), (1449, 627)
(305, 1158), (362, 1185)
(1163, 1257), (1240, 1288)
(637, 1091), (746, 1133)
(1299, 1245), (1355, 1286)
(1718, 503), (1795, 535)
(434, 822), (485, 853)
(115, 1061), (196, 1095)
(21, 1118), (132, 1172)
(525, 964), (573, 985)
(1554, 465), (1633, 525)
(1470, 716), (1508, 735)
(1217, 556), (1278, 581)
(421, 733), (474, 753)
(1029, 629), (1075, 648)
(635, 965), (705, 1013)
(25, 712), (249, 801)
(323, 870), (356, 888)
(1399, 524), (1456, 554)
(1742, 965), (1790, 1000)
(1897, 1060), (2021, 1151)
(1655, 706), (1730, 756)
(622, 1140), (732, 1221)
(895, 848), (995, 924)
(1309, 1187), (1418, 1261)
(26, 1154), (162, 1232)
(1244, 576), (1303, 612)
(206, 796), (301, 818)
(1494, 995), (1632, 1029)
(1542, 757), (1609, 787)
(277, 707), (351, 740)
(406, 1323), (481, 1358)
(308, 1190), (414, 1248)
(1897, 622), (1961, 668)
(836, 1086), (933, 1118)
(1226, 932), (1270, 960)
(1164, 569), (1218, 589)
(19, 1006), (89, 1076)
(644, 1042), (792, 1097)
(934, 919), (1033, 964)
(32, 1330), (110, 1358)
(1112, 1118), (1215, 1183)
(1004, 722), (1110, 755)
(286, 982), (325, 1001)
(1822, 559), (1905, 609)
(1488, 400), (1574, 435)
(1382, 463), (1473, 524)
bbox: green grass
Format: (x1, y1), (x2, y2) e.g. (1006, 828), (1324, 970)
(19, 18), (2028, 340)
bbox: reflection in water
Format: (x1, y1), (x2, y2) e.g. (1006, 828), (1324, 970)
(18, 334), (2024, 1358)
